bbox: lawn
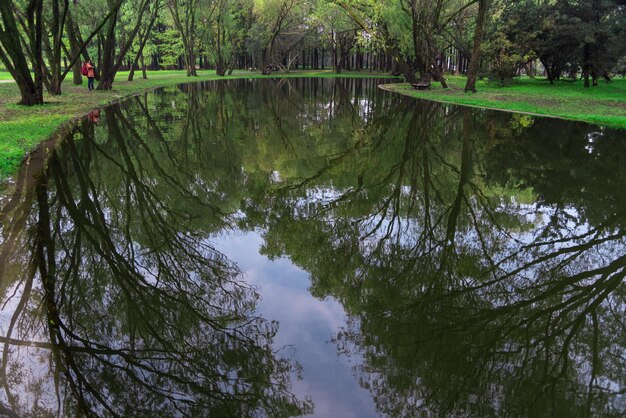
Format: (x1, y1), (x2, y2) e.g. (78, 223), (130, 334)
(382, 75), (626, 129)
(0, 71), (16, 81)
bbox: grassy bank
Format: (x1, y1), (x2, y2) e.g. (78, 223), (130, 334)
(382, 75), (626, 129)
(0, 69), (396, 180)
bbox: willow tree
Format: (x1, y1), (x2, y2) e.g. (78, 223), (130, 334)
(312, 2), (359, 73)
(169, 0), (200, 76)
(40, 0), (70, 95)
(335, 0), (481, 86)
(202, 0), (246, 76)
(39, 0), (122, 94)
(251, 0), (301, 75)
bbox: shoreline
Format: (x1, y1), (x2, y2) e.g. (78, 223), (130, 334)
(1, 71), (624, 187)
(380, 80), (626, 130)
(0, 70), (398, 184)
(378, 84), (569, 123)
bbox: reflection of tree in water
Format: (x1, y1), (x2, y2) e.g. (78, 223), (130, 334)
(3, 77), (624, 417)
(257, 98), (626, 416)
(0, 100), (311, 417)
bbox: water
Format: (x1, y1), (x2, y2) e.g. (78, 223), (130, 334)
(0, 78), (625, 417)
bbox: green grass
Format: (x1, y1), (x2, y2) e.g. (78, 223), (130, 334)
(0, 69), (397, 180)
(0, 71), (16, 81)
(382, 75), (626, 129)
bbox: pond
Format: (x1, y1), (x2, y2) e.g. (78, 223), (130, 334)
(1, 77), (625, 417)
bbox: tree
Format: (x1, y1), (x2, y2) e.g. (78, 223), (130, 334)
(66, 6), (87, 85)
(533, 2), (581, 84)
(311, 2), (357, 73)
(464, 0), (489, 92)
(41, 0), (70, 95)
(563, 0), (626, 87)
(201, 0), (254, 76)
(251, 0), (302, 75)
(483, 0), (626, 87)
(0, 0), (44, 105)
(97, 0), (151, 90)
(334, 0), (481, 86)
(169, 0), (201, 76)
(38, 0), (122, 94)
(128, 0), (163, 81)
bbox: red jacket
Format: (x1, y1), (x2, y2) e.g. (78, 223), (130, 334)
(86, 63), (95, 78)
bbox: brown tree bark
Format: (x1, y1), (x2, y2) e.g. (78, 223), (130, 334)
(44, 0), (69, 95)
(59, 2), (123, 87)
(141, 53), (147, 79)
(97, 7), (118, 90)
(0, 0), (44, 105)
(464, 0), (488, 93)
(66, 11), (83, 85)
(334, 30), (356, 74)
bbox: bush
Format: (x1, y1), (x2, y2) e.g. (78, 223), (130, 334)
(483, 34), (526, 85)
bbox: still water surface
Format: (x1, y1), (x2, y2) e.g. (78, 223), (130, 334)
(1, 78), (625, 417)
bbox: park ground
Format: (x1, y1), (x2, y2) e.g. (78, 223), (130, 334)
(383, 75), (626, 129)
(0, 69), (625, 182)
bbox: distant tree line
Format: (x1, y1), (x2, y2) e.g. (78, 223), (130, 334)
(0, 0), (624, 105)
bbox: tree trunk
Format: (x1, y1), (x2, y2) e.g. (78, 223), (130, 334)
(396, 58), (417, 83)
(454, 51), (462, 75)
(0, 0), (45, 105)
(430, 64), (447, 88)
(66, 12), (83, 84)
(44, 0), (69, 96)
(525, 60), (535, 78)
(186, 49), (197, 76)
(591, 70), (598, 86)
(62, 5), (119, 85)
(214, 18), (227, 76)
(128, 2), (159, 82)
(141, 54), (147, 79)
(583, 68), (590, 88)
(464, 0), (488, 93)
(97, 9), (118, 91)
(261, 46), (272, 75)
(170, 0), (199, 77)
(98, 0), (150, 90)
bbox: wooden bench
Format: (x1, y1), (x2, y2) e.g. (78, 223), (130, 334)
(411, 73), (433, 90)
(411, 81), (431, 90)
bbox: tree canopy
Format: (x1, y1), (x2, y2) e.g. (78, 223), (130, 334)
(0, 0), (624, 103)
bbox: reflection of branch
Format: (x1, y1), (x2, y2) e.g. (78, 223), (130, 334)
(1, 103), (310, 415)
(0, 266), (35, 410)
(264, 79), (297, 151)
(114, 103), (226, 220)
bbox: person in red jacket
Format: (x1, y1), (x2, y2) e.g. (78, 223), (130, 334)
(85, 59), (96, 91)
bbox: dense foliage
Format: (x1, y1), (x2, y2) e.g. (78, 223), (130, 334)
(0, 0), (624, 103)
